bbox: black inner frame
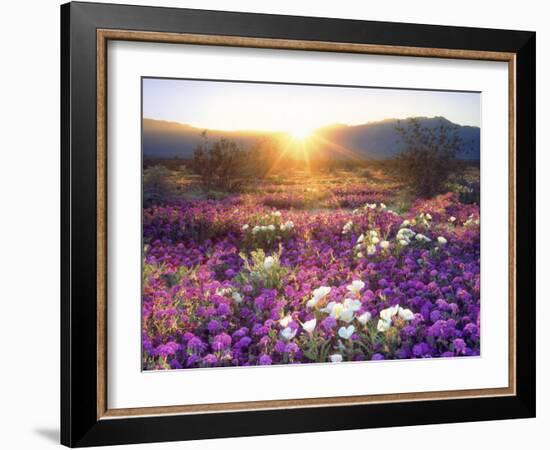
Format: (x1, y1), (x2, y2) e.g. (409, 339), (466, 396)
(61, 2), (536, 447)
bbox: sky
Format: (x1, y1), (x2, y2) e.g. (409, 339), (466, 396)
(142, 78), (480, 135)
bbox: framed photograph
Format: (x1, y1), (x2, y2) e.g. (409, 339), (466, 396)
(61, 1), (536, 447)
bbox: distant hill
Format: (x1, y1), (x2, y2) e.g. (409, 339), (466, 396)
(143, 117), (480, 160)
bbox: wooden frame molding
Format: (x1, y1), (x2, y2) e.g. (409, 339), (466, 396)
(96, 29), (517, 420)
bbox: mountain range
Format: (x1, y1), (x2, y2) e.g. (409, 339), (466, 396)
(143, 116), (480, 160)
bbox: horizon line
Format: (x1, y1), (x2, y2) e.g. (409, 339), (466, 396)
(143, 114), (480, 134)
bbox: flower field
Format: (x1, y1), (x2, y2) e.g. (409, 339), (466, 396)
(142, 171), (480, 370)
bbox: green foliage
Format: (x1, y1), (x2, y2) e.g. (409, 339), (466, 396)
(394, 118), (465, 198)
(236, 246), (288, 292)
(241, 211), (294, 250)
(142, 261), (194, 287)
(143, 165), (175, 206)
(446, 174), (480, 204)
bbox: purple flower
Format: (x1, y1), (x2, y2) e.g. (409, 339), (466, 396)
(413, 342), (431, 357)
(156, 341), (179, 357)
(232, 327), (249, 339)
(207, 319), (221, 333)
(321, 316), (337, 330)
(211, 333), (232, 351)
(274, 340), (286, 353)
(203, 354), (219, 366)
(453, 338), (467, 355)
(401, 325), (417, 338)
(142, 192), (481, 369)
(235, 336), (252, 349)
(170, 359), (182, 369)
(217, 303), (231, 316)
(430, 310), (442, 322)
(259, 355), (272, 365)
(187, 337), (204, 352)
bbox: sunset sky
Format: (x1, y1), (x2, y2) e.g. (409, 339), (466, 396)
(142, 77), (480, 136)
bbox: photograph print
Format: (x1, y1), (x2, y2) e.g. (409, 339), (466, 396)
(141, 78), (481, 371)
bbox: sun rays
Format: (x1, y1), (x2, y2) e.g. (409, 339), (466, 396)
(260, 130), (362, 179)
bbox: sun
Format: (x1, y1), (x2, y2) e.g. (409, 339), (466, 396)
(287, 125), (315, 140)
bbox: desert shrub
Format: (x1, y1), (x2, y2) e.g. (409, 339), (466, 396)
(446, 174), (480, 204)
(394, 118), (465, 198)
(191, 132), (257, 192)
(143, 165), (174, 206)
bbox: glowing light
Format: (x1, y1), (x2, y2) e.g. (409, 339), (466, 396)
(287, 125), (315, 140)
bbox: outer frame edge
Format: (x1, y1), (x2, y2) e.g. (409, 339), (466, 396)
(61, 2), (536, 446)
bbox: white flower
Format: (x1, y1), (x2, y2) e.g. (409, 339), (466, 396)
(279, 315), (292, 327)
(369, 230), (379, 238)
(329, 354), (343, 363)
(320, 301), (336, 314)
(371, 236), (380, 245)
(242, 224), (249, 231)
(302, 318), (317, 334)
(343, 298), (362, 312)
(400, 220), (410, 228)
(377, 319), (391, 332)
(397, 228), (415, 239)
(365, 203), (377, 210)
(398, 307), (415, 321)
(216, 287), (232, 296)
(356, 252), (364, 258)
(252, 225), (261, 234)
(267, 224), (276, 231)
(232, 292), (243, 304)
(379, 304), (399, 322)
(314, 286), (331, 299)
(338, 325), (355, 340)
(272, 211), (282, 217)
(356, 234), (365, 244)
(380, 203), (386, 209)
(346, 280), (365, 295)
(263, 256), (275, 270)
(426, 213), (432, 220)
(366, 245), (377, 255)
(307, 286), (331, 308)
(357, 311), (372, 325)
(342, 220), (353, 234)
(280, 220), (294, 231)
(449, 216), (456, 223)
(329, 303), (344, 319)
(339, 308), (355, 323)
(415, 233), (431, 243)
(280, 326), (297, 341)
(396, 229), (415, 245)
(306, 299), (316, 309)
(437, 236), (448, 245)
(380, 240), (390, 249)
